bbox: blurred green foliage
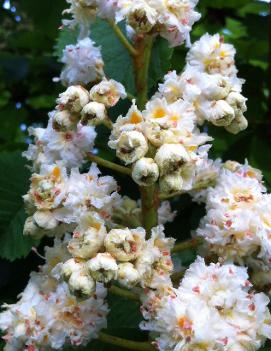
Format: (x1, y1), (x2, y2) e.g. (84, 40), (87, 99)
(0, 0), (271, 350)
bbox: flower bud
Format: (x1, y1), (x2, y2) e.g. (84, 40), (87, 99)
(116, 131), (148, 165)
(159, 172), (184, 194)
(132, 158), (159, 186)
(62, 258), (82, 281)
(33, 210), (58, 230)
(200, 100), (235, 127)
(105, 227), (145, 262)
(89, 79), (126, 107)
(87, 253), (118, 283)
(226, 92), (247, 114)
(68, 216), (107, 259)
(68, 271), (96, 299)
(154, 144), (190, 176)
(118, 263), (140, 288)
(56, 86), (89, 113)
(52, 110), (79, 131)
(81, 102), (107, 126)
(225, 112), (248, 135)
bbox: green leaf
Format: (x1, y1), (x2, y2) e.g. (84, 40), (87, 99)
(0, 151), (39, 261)
(149, 37), (173, 89)
(200, 0), (251, 9)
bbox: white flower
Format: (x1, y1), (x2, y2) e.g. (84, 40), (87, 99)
(187, 33), (237, 76)
(141, 257), (271, 351)
(60, 38), (104, 86)
(89, 78), (127, 107)
(117, 0), (201, 47)
(87, 253), (118, 283)
(158, 201), (177, 225)
(132, 158), (159, 186)
(136, 225), (175, 289)
(0, 237), (108, 350)
(24, 116), (97, 170)
(67, 214), (107, 259)
(105, 227), (145, 262)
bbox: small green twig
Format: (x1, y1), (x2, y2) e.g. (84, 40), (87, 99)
(140, 185), (159, 238)
(87, 153), (132, 176)
(108, 20), (138, 57)
(109, 285), (139, 301)
(102, 117), (113, 130)
(99, 332), (155, 351)
(172, 238), (203, 254)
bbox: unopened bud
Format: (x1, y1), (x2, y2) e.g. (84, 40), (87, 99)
(132, 158), (159, 186)
(87, 253), (118, 283)
(81, 102), (107, 126)
(118, 262), (140, 288)
(68, 271), (96, 299)
(154, 144), (190, 176)
(116, 131), (148, 165)
(52, 110), (79, 131)
(56, 86), (89, 113)
(225, 112), (248, 134)
(159, 172), (184, 194)
(62, 258), (82, 281)
(105, 227), (145, 262)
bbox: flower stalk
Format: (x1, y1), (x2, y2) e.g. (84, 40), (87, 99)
(87, 153), (132, 175)
(108, 20), (139, 57)
(172, 237), (203, 253)
(109, 285), (139, 301)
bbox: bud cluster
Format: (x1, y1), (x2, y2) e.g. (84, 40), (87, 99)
(62, 225), (175, 297)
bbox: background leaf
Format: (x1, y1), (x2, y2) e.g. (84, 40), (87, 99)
(0, 151), (39, 260)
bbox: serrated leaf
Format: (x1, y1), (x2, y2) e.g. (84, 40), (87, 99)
(0, 152), (39, 260)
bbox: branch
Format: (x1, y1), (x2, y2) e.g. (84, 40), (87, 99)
(99, 332), (155, 351)
(109, 285), (139, 301)
(172, 238), (202, 253)
(140, 185), (159, 238)
(108, 20), (138, 57)
(87, 153), (132, 176)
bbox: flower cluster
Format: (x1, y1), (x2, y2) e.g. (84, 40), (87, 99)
(59, 37), (104, 86)
(141, 257), (271, 351)
(117, 0), (201, 47)
(62, 225), (175, 297)
(157, 33), (248, 134)
(0, 237), (108, 351)
(23, 163), (120, 238)
(62, 0), (200, 47)
(195, 160), (271, 277)
(24, 80), (126, 170)
(109, 97), (212, 194)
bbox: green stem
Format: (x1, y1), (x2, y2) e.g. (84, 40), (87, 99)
(172, 238), (202, 253)
(87, 153), (132, 176)
(133, 35), (156, 237)
(140, 185), (159, 238)
(102, 117), (113, 130)
(108, 20), (138, 57)
(99, 332), (155, 351)
(133, 35), (154, 110)
(109, 285), (139, 301)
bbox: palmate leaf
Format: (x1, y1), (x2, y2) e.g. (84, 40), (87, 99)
(0, 151), (39, 261)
